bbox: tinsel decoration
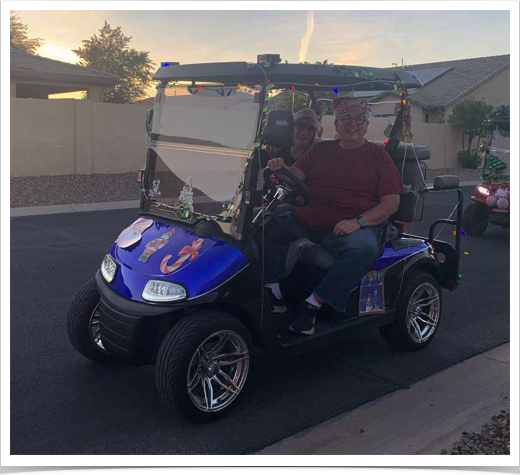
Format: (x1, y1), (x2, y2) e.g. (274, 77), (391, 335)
(481, 153), (509, 183)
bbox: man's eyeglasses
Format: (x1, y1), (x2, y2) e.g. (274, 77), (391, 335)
(339, 115), (367, 125)
(295, 123), (316, 133)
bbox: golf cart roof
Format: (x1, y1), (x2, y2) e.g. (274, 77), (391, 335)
(152, 60), (423, 92)
(487, 116), (510, 125)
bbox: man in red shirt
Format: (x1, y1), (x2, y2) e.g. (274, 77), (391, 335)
(263, 96), (405, 335)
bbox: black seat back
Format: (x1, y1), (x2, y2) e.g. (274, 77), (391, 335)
(372, 141), (430, 223)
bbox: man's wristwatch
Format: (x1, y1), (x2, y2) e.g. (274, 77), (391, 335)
(357, 216), (368, 229)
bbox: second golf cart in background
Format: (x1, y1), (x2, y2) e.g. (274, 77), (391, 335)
(462, 116), (510, 236)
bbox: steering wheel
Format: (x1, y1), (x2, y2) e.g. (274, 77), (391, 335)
(263, 167), (311, 207)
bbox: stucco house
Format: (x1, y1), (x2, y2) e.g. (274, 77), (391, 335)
(369, 54), (510, 122)
(10, 49), (119, 101)
(319, 54), (509, 168)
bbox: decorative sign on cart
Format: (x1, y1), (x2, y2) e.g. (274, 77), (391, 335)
(160, 238), (204, 274)
(116, 218), (154, 249)
(139, 229), (176, 262)
(359, 270), (386, 315)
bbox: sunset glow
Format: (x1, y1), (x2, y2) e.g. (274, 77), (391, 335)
(37, 43), (81, 65)
(11, 9), (510, 101)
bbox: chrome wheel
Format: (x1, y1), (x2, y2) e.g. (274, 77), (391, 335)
(406, 283), (440, 344)
(89, 304), (107, 352)
(187, 330), (250, 413)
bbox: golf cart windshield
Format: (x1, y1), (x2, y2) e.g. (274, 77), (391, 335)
(143, 58), (423, 239)
(147, 83), (262, 236)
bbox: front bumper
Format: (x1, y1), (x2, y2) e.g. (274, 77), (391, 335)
(489, 209), (509, 225)
(95, 271), (185, 365)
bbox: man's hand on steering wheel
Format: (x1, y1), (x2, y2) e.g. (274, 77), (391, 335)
(263, 159), (310, 207)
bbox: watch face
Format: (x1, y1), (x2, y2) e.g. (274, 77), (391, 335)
(358, 217), (368, 228)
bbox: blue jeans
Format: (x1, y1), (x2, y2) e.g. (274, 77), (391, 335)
(258, 212), (380, 313)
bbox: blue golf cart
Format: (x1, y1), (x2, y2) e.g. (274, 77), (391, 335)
(67, 55), (463, 422)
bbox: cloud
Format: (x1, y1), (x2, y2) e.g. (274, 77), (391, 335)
(298, 11), (314, 63)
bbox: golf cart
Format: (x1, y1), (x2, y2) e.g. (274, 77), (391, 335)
(462, 116), (510, 235)
(67, 55), (463, 422)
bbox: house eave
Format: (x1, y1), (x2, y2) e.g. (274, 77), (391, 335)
(10, 69), (119, 86)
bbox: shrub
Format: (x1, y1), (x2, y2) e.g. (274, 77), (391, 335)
(457, 150), (482, 169)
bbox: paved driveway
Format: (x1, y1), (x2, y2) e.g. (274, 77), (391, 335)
(10, 186), (509, 454)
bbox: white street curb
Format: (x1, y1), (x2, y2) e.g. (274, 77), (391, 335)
(11, 200), (140, 218)
(257, 343), (510, 455)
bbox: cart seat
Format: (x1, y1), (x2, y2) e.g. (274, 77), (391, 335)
(280, 222), (398, 277)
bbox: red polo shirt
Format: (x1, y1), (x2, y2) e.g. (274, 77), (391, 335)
(293, 140), (406, 229)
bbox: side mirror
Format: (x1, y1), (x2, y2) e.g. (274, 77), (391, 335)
(145, 109), (153, 134)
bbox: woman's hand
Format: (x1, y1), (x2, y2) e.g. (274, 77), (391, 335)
(267, 157), (288, 171)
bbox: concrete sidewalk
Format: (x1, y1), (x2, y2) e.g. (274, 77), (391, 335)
(257, 343), (510, 455)
(10, 200), (140, 218)
(9, 182), (479, 219)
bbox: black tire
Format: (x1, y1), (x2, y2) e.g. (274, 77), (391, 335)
(155, 310), (252, 423)
(66, 279), (117, 363)
(380, 271), (442, 351)
(462, 202), (488, 235)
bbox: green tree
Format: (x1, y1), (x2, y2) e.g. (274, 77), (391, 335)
(274, 90), (340, 115)
(448, 97), (494, 154)
(73, 21), (155, 103)
(10, 11), (42, 54)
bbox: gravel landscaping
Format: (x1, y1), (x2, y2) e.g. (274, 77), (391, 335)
(441, 411), (510, 455)
(427, 168), (481, 183)
(10, 168), (480, 208)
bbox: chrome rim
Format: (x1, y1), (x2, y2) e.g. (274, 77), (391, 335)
(89, 304), (108, 352)
(187, 330), (250, 413)
(406, 283), (440, 344)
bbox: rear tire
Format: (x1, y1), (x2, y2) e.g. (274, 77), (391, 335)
(462, 202), (488, 235)
(380, 271), (442, 351)
(66, 279), (117, 363)
(155, 310), (252, 423)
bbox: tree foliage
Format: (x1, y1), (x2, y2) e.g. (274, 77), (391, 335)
(10, 11), (42, 54)
(274, 89), (341, 116)
(73, 22), (155, 103)
(448, 97), (494, 153)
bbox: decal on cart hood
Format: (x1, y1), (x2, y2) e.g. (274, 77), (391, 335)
(160, 238), (204, 274)
(116, 218), (153, 249)
(139, 229), (176, 262)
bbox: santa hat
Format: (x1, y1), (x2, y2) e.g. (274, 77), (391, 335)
(332, 97), (371, 120)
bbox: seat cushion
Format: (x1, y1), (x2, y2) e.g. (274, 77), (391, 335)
(299, 245), (335, 270)
(297, 222), (396, 271)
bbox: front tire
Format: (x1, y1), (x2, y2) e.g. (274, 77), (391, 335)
(155, 310), (252, 423)
(462, 202), (488, 235)
(380, 271), (442, 351)
(66, 279), (117, 363)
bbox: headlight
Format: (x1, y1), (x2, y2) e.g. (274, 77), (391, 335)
(101, 254), (117, 283)
(142, 280), (187, 302)
(477, 185), (490, 196)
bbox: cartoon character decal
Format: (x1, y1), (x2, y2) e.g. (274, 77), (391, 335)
(359, 270), (385, 315)
(116, 218), (154, 249)
(139, 229), (176, 262)
(160, 238), (204, 275)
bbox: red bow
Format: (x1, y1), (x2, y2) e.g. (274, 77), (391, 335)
(179, 238), (204, 261)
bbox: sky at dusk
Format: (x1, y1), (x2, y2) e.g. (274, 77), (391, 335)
(12, 8), (511, 98)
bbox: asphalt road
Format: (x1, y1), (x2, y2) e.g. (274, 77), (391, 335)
(10, 186), (510, 455)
